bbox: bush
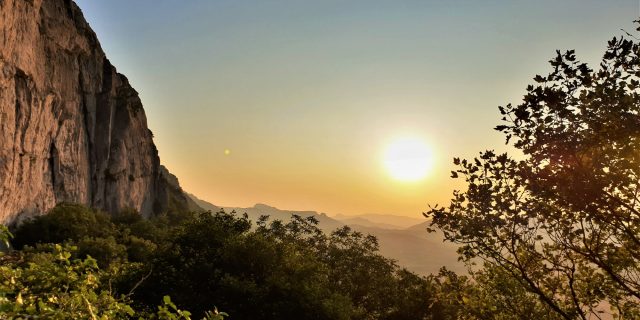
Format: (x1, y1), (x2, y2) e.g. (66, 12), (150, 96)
(11, 203), (116, 249)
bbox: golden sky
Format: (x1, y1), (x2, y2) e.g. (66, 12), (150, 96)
(76, 0), (638, 217)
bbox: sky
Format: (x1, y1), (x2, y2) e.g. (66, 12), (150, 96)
(75, 0), (639, 218)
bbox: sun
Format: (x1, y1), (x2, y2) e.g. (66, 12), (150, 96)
(383, 136), (433, 182)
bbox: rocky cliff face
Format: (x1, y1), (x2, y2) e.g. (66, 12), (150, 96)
(0, 0), (192, 223)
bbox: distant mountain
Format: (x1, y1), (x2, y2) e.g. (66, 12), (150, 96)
(187, 193), (463, 275)
(350, 222), (464, 275)
(334, 216), (400, 230)
(220, 203), (345, 232)
(333, 213), (425, 229)
(186, 193), (220, 212)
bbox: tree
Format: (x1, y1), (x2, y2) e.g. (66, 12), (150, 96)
(130, 211), (347, 319)
(427, 23), (640, 319)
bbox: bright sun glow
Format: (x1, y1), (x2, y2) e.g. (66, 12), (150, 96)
(383, 137), (433, 182)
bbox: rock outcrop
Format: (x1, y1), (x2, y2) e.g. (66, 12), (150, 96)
(0, 0), (192, 223)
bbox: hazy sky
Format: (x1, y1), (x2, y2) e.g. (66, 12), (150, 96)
(75, 0), (638, 218)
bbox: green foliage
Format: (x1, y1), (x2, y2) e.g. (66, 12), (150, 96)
(0, 244), (135, 319)
(426, 266), (562, 320)
(11, 204), (179, 267)
(0, 243), (227, 319)
(151, 296), (228, 320)
(76, 236), (128, 268)
(0, 225), (12, 249)
(427, 23), (640, 319)
(134, 212), (429, 319)
(10, 204), (443, 319)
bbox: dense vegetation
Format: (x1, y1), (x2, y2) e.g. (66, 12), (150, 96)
(2, 204), (463, 319)
(2, 202), (582, 319)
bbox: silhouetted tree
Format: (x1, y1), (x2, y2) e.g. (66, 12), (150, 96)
(427, 22), (640, 319)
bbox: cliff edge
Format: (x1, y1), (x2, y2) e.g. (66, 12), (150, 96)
(0, 0), (192, 223)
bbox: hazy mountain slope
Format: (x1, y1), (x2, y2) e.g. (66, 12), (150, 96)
(336, 217), (400, 230)
(351, 222), (464, 275)
(186, 193), (220, 212)
(334, 213), (425, 229)
(187, 193), (463, 275)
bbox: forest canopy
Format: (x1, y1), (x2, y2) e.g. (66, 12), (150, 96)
(2, 204), (456, 319)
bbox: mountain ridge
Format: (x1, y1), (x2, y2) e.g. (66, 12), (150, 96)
(334, 213), (425, 229)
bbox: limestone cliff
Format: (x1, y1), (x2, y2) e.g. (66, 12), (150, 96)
(0, 0), (192, 223)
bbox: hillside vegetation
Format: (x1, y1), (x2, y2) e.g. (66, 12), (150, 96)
(2, 204), (465, 319)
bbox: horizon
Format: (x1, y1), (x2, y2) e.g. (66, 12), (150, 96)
(75, 0), (638, 218)
(197, 196), (428, 222)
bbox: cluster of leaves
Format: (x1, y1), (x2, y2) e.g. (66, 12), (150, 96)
(11, 204), (177, 268)
(0, 243), (135, 319)
(427, 22), (640, 319)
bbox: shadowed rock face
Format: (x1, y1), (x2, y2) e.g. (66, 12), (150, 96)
(0, 0), (190, 223)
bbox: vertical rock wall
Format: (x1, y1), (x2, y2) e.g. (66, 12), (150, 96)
(0, 0), (190, 223)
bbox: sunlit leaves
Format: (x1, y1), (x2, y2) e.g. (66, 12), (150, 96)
(0, 244), (135, 319)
